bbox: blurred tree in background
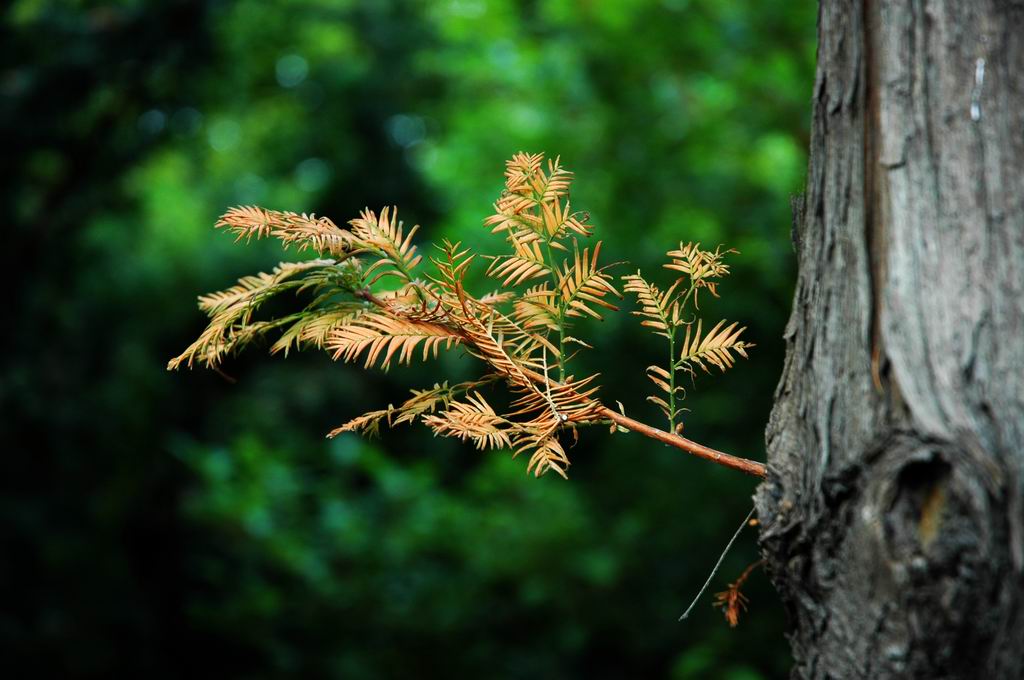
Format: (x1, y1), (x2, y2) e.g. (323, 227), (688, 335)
(2, 1), (813, 677)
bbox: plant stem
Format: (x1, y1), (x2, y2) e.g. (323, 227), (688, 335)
(668, 326), (677, 432)
(667, 281), (699, 430)
(544, 240), (567, 382)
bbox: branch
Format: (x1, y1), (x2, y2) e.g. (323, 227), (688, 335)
(355, 287), (767, 479)
(599, 406), (766, 478)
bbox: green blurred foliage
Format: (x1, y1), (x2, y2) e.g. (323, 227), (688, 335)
(3, 0), (814, 677)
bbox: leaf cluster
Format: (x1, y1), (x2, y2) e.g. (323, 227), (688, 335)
(170, 153), (751, 478)
(622, 242), (752, 432)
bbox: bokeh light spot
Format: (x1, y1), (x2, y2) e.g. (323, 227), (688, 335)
(208, 119), (241, 152)
(295, 157), (330, 192)
(276, 54), (309, 88)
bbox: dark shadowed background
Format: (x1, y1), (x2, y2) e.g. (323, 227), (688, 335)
(3, 1), (814, 677)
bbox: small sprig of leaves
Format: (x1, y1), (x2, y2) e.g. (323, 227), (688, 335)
(170, 152), (763, 480)
(622, 244), (752, 434)
(714, 559), (764, 627)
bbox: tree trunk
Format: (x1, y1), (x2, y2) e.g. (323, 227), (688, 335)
(756, 1), (1024, 677)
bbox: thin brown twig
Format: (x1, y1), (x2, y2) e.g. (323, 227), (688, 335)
(598, 407), (765, 478)
(679, 505), (757, 622)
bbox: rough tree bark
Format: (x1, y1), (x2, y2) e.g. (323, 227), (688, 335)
(756, 1), (1024, 678)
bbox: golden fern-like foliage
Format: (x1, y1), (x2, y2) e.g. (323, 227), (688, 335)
(664, 242), (735, 307)
(169, 152), (754, 479)
(217, 206), (355, 256)
(326, 408), (391, 439)
(557, 241), (621, 321)
(622, 242), (752, 433)
(678, 319), (751, 376)
(271, 307), (361, 357)
(325, 312), (461, 370)
(422, 392), (512, 451)
(485, 153), (591, 247)
(168, 259), (340, 370)
(513, 284), (560, 331)
(349, 207), (423, 284)
(514, 432), (571, 479)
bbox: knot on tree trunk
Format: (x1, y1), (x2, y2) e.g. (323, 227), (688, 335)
(757, 435), (1024, 679)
